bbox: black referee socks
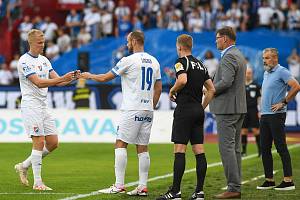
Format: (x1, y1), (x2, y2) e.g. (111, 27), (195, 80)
(172, 152), (186, 193)
(195, 153), (207, 192)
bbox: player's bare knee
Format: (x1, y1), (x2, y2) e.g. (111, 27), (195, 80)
(136, 145), (148, 154)
(192, 144), (204, 154)
(115, 139), (128, 149)
(174, 144), (187, 153)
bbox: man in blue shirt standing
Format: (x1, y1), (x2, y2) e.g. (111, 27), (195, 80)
(257, 48), (300, 191)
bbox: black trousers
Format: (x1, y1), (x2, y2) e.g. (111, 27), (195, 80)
(260, 113), (292, 178)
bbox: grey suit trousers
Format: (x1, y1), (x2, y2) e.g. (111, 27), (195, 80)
(215, 114), (245, 193)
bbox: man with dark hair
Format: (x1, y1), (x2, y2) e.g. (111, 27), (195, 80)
(156, 34), (215, 200)
(210, 26), (247, 199)
(257, 48), (299, 191)
(80, 30), (162, 196)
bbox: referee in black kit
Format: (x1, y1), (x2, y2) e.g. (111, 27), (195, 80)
(157, 34), (215, 200)
(241, 67), (261, 157)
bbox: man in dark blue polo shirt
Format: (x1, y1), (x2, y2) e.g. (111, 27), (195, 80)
(257, 48), (300, 191)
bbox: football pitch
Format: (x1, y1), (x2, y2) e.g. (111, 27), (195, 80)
(0, 142), (299, 200)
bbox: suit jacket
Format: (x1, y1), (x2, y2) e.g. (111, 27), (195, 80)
(210, 46), (247, 114)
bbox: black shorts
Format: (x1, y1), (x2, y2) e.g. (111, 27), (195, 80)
(172, 104), (204, 145)
(242, 108), (259, 128)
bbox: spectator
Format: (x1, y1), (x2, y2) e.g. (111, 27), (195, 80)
(100, 9), (113, 37)
(45, 40), (60, 61)
(202, 4), (213, 31)
(114, 0), (130, 21)
(132, 15), (144, 31)
(0, 0), (7, 21)
(187, 7), (204, 33)
(41, 16), (58, 42)
(271, 8), (285, 30)
(6, 0), (21, 21)
(0, 63), (14, 85)
(57, 28), (71, 54)
(18, 15), (33, 54)
(287, 49), (300, 81)
(65, 9), (82, 39)
(116, 15), (132, 37)
(77, 26), (92, 47)
(97, 0), (115, 13)
(9, 53), (19, 83)
(240, 1), (250, 31)
(32, 15), (44, 30)
(83, 4), (101, 41)
(167, 12), (184, 31)
(203, 50), (219, 77)
(257, 0), (274, 28)
(215, 5), (227, 30)
(287, 3), (300, 30)
(226, 2), (241, 30)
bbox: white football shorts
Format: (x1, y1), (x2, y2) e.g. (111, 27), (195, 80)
(116, 110), (153, 145)
(21, 108), (58, 138)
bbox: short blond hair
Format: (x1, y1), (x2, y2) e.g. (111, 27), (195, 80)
(177, 34), (193, 50)
(27, 29), (44, 44)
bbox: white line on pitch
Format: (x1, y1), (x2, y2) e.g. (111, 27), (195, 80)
(0, 193), (77, 195)
(221, 170), (279, 190)
(60, 143), (300, 200)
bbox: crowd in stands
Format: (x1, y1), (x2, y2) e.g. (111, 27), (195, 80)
(1, 0), (300, 86)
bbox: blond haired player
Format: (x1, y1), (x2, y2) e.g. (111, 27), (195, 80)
(15, 29), (80, 190)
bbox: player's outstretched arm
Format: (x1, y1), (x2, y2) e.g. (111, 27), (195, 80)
(80, 71), (115, 82)
(153, 80), (162, 109)
(50, 70), (81, 86)
(202, 79), (216, 109)
(28, 71), (74, 88)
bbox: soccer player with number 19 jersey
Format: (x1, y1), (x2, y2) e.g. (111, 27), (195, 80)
(80, 31), (162, 196)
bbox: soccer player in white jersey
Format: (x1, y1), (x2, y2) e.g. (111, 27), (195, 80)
(14, 29), (80, 191)
(80, 31), (162, 196)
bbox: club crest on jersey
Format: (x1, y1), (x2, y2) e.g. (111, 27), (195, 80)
(37, 66), (42, 71)
(33, 127), (39, 133)
(175, 62), (184, 72)
(250, 91), (256, 98)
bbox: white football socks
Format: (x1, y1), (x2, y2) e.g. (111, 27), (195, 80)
(138, 151), (150, 188)
(114, 148), (127, 188)
(31, 150), (43, 185)
(22, 146), (50, 169)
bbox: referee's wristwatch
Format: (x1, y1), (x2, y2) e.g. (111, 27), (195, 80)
(281, 99), (288, 106)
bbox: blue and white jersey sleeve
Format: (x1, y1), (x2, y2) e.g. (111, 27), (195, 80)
(20, 61), (36, 78)
(111, 57), (132, 76)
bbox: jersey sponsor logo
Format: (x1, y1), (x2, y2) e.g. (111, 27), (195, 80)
(140, 99), (150, 104)
(175, 62), (184, 72)
(134, 115), (152, 122)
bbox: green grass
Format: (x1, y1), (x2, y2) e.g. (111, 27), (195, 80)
(0, 143), (299, 200)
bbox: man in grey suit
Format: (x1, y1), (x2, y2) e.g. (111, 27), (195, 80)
(210, 26), (247, 199)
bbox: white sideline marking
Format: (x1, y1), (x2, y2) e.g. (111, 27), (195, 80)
(0, 193), (76, 195)
(60, 143), (300, 200)
(221, 170), (279, 190)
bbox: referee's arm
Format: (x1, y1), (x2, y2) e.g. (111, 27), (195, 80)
(202, 79), (215, 109)
(169, 73), (187, 101)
